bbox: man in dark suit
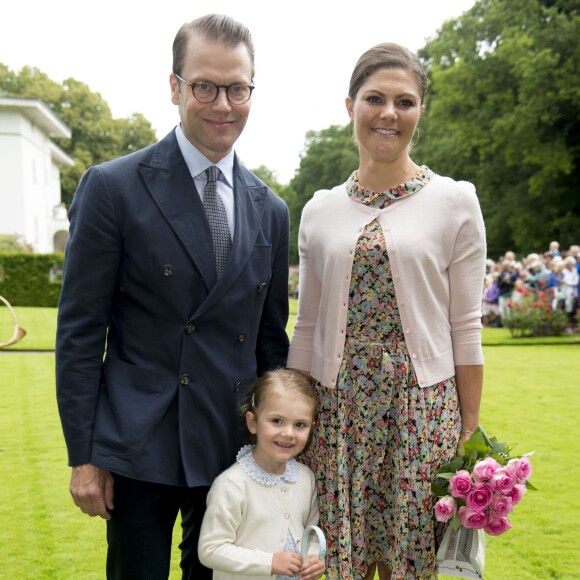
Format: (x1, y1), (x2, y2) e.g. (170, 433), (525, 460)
(55, 14), (289, 579)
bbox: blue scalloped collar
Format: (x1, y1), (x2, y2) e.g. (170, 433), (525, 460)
(236, 445), (300, 486)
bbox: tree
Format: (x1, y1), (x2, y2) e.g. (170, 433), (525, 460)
(287, 125), (359, 262)
(0, 65), (157, 207)
(416, 0), (580, 258)
(250, 165), (299, 263)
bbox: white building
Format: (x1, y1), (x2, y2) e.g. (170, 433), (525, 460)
(0, 97), (74, 253)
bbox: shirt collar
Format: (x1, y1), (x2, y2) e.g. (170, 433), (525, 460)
(236, 445), (300, 485)
(174, 124), (235, 187)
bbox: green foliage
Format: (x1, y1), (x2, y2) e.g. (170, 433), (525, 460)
(0, 253), (63, 307)
(287, 125), (359, 263)
(0, 234), (32, 253)
(0, 64), (157, 207)
(417, 0), (580, 258)
(502, 286), (568, 337)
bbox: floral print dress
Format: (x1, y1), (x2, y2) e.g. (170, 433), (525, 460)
(303, 167), (461, 579)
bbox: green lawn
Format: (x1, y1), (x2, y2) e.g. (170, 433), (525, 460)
(1, 307), (579, 578)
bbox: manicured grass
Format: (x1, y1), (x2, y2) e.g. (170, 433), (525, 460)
(0, 306), (57, 351)
(0, 353), (185, 578)
(481, 326), (580, 346)
(2, 308), (579, 578)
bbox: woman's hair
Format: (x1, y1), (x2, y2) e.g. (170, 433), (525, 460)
(172, 13), (255, 78)
(348, 42), (428, 104)
(241, 368), (319, 443)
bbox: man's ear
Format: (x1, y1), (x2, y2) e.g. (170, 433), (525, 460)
(246, 411), (257, 434)
(170, 73), (180, 105)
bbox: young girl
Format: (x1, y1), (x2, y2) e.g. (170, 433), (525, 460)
(198, 368), (325, 580)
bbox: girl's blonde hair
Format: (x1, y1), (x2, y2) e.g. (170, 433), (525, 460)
(241, 368), (318, 443)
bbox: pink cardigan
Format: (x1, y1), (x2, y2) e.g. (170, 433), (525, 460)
(287, 174), (486, 388)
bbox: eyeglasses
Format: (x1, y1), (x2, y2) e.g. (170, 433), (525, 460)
(174, 73), (254, 105)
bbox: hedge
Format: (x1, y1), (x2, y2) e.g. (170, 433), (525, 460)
(0, 253), (64, 307)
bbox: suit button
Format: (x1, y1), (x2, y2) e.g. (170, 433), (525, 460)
(162, 264), (174, 277)
(237, 331), (247, 342)
(180, 374), (190, 386)
(185, 323), (196, 334)
(234, 381), (242, 392)
(257, 282), (267, 293)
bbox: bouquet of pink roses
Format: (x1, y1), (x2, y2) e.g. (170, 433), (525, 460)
(432, 426), (536, 536)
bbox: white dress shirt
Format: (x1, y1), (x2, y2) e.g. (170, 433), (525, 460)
(175, 124), (236, 239)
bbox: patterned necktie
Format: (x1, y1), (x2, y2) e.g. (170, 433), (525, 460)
(203, 166), (231, 278)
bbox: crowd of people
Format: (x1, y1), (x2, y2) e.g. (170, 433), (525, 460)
(482, 241), (580, 332)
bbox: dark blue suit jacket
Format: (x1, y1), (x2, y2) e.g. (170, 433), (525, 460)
(56, 131), (290, 486)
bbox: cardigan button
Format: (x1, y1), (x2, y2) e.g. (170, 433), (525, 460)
(284, 513), (290, 519)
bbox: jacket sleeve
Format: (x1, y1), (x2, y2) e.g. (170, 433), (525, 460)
(198, 476), (274, 576)
(449, 182), (486, 365)
(55, 166), (122, 466)
(256, 197), (290, 376)
(287, 202), (322, 373)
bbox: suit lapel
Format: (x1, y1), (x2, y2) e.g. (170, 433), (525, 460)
(138, 133), (217, 290)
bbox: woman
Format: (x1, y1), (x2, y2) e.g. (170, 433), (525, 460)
(287, 43), (486, 580)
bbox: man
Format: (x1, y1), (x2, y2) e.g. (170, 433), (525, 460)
(56, 14), (290, 579)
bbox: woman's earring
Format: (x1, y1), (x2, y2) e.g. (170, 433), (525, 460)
(350, 122), (358, 146)
(411, 127), (420, 148)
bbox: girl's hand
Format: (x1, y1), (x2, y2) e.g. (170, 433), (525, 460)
(299, 555), (325, 580)
(272, 551), (303, 577)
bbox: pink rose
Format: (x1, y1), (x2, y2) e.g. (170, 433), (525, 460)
(507, 483), (528, 506)
(484, 516), (513, 536)
(459, 506), (487, 529)
(506, 456), (533, 482)
(450, 470), (473, 499)
(491, 468), (517, 495)
(490, 494), (513, 518)
(434, 496), (457, 523)
(472, 456), (502, 483)
(465, 484), (494, 511)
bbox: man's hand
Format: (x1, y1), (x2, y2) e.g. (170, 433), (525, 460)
(299, 554), (325, 579)
(272, 551), (303, 577)
(69, 464), (114, 520)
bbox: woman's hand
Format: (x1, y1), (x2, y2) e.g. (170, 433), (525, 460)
(458, 429), (475, 451)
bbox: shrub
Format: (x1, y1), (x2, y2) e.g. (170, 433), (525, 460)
(0, 253), (63, 307)
(503, 286), (567, 337)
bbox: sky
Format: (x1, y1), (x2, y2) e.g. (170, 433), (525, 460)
(0, 0), (475, 184)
